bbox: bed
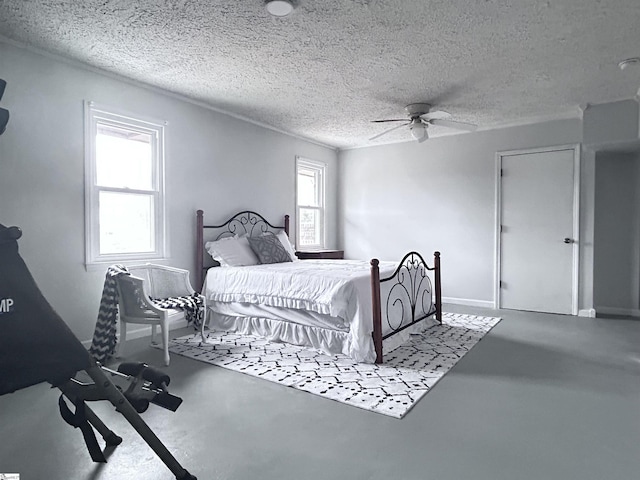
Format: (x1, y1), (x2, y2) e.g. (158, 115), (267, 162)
(195, 209), (441, 364)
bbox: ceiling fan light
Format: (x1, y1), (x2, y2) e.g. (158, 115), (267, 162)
(410, 121), (427, 142)
(265, 0), (294, 17)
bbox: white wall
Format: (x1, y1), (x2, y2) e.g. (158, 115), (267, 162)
(0, 41), (337, 342)
(338, 119), (582, 308)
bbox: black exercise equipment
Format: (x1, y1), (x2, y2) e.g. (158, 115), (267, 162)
(0, 223), (197, 480)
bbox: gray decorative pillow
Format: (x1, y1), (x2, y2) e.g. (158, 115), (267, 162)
(248, 233), (293, 264)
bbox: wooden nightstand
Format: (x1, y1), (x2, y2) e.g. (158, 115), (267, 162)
(295, 249), (344, 260)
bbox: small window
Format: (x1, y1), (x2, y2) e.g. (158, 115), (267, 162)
(85, 102), (166, 265)
(296, 157), (325, 249)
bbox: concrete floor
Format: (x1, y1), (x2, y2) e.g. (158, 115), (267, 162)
(1, 304), (639, 480)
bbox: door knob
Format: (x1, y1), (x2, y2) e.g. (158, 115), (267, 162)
(564, 238), (573, 244)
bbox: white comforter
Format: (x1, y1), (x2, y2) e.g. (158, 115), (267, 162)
(203, 259), (398, 362)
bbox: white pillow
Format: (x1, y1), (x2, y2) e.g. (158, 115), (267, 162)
(265, 230), (298, 262)
(205, 236), (259, 266)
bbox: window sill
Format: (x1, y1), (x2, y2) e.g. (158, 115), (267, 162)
(85, 257), (169, 272)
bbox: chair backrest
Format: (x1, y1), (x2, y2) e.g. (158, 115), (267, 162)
(127, 264), (193, 300)
(115, 274), (155, 319)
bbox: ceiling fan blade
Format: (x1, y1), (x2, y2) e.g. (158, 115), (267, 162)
(369, 122), (410, 141)
(421, 110), (451, 120)
(428, 118), (477, 131)
(370, 119), (408, 123)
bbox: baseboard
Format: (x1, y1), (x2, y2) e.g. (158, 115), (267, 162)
(578, 308), (597, 318)
(595, 306), (640, 318)
(81, 319), (190, 348)
(442, 297), (495, 309)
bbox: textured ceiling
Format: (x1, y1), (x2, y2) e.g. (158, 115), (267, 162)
(1, 0), (640, 149)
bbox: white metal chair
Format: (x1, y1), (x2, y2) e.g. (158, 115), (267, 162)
(115, 264), (200, 366)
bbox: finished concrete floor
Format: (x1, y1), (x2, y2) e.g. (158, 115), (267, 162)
(1, 304), (639, 480)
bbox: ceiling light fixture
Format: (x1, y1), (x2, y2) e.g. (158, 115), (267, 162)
(265, 0), (294, 17)
(618, 57), (640, 70)
(410, 119), (428, 143)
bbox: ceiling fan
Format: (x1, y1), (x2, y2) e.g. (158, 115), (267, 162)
(370, 103), (477, 143)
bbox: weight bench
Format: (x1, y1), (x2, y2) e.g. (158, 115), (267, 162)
(0, 223), (197, 480)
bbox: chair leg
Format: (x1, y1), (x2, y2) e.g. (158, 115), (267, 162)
(117, 321), (127, 359)
(151, 324), (158, 345)
(200, 308), (208, 344)
(160, 319), (170, 367)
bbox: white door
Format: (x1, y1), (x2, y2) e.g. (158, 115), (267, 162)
(498, 146), (579, 315)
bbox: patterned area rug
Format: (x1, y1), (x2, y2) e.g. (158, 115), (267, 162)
(164, 313), (501, 418)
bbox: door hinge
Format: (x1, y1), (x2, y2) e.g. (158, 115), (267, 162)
(500, 169), (504, 177)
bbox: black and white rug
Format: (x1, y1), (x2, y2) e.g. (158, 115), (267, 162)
(164, 313), (501, 418)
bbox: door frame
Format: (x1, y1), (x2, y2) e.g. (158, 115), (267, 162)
(494, 144), (581, 314)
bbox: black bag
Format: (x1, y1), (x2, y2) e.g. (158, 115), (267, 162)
(0, 223), (92, 395)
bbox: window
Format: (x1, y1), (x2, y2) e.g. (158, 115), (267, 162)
(296, 157), (325, 249)
(85, 102), (166, 265)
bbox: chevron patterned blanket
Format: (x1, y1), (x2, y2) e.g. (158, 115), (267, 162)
(89, 265), (128, 363)
(151, 294), (203, 327)
(88, 265), (203, 364)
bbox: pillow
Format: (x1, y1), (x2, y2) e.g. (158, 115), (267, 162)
(264, 230), (298, 262)
(248, 233), (293, 264)
(205, 236), (259, 266)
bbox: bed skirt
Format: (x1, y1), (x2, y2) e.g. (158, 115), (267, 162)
(205, 309), (436, 364)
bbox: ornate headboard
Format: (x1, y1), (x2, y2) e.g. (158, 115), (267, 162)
(195, 209), (289, 290)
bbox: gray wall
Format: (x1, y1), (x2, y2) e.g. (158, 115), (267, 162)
(338, 119), (582, 307)
(593, 151), (640, 313)
(0, 41), (338, 342)
(583, 100), (639, 147)
(581, 99), (640, 315)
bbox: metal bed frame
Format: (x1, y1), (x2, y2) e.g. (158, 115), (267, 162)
(196, 209), (441, 364)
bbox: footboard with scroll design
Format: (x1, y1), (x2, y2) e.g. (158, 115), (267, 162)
(370, 251), (441, 364)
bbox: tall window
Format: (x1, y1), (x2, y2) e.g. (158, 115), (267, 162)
(85, 102), (166, 265)
(296, 157), (325, 249)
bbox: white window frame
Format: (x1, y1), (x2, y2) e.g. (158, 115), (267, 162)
(295, 156), (326, 250)
(84, 101), (167, 267)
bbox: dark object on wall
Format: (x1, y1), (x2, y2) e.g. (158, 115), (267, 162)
(0, 79), (9, 136)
